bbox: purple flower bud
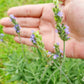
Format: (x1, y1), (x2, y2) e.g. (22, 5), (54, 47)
(57, 11), (63, 17)
(14, 24), (20, 29)
(53, 55), (57, 59)
(31, 30), (34, 33)
(65, 25), (69, 29)
(10, 14), (16, 20)
(33, 40), (36, 44)
(57, 42), (59, 45)
(17, 30), (20, 33)
(30, 38), (34, 41)
(48, 52), (51, 54)
(53, 54), (59, 59)
(55, 29), (58, 33)
(29, 38), (32, 41)
(67, 37), (70, 39)
(61, 55), (63, 58)
(0, 33), (4, 36)
(31, 34), (35, 39)
(14, 24), (20, 33)
(0, 39), (3, 42)
(56, 55), (59, 57)
(60, 49), (63, 53)
(64, 28), (70, 34)
(53, 46), (55, 49)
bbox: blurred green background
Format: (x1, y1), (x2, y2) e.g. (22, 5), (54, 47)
(0, 0), (84, 84)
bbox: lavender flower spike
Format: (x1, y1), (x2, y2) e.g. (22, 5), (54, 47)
(14, 24), (21, 33)
(30, 34), (37, 44)
(10, 14), (16, 20)
(57, 11), (63, 17)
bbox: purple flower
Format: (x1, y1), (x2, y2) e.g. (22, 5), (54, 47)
(55, 29), (58, 33)
(0, 39), (3, 42)
(31, 30), (34, 33)
(61, 55), (63, 58)
(60, 49), (63, 53)
(53, 54), (59, 59)
(14, 24), (20, 29)
(53, 55), (57, 59)
(30, 34), (36, 44)
(14, 24), (20, 33)
(30, 38), (34, 41)
(64, 28), (70, 34)
(53, 46), (55, 49)
(65, 25), (69, 29)
(10, 14), (16, 20)
(17, 30), (20, 33)
(31, 34), (35, 39)
(48, 52), (51, 54)
(57, 42), (59, 45)
(57, 11), (63, 17)
(33, 39), (36, 43)
(0, 33), (4, 36)
(67, 37), (70, 39)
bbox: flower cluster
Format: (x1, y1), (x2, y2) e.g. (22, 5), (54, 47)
(55, 24), (70, 41)
(30, 32), (36, 44)
(53, 0), (70, 41)
(47, 51), (52, 58)
(10, 14), (20, 34)
(57, 11), (63, 17)
(30, 31), (44, 48)
(14, 24), (21, 33)
(53, 43), (63, 59)
(0, 33), (4, 42)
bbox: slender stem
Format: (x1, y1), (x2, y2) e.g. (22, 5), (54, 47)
(37, 48), (42, 57)
(18, 34), (25, 57)
(60, 41), (65, 82)
(60, 59), (62, 82)
(63, 41), (66, 60)
(18, 34), (28, 64)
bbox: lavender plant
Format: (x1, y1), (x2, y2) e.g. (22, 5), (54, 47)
(3, 0), (72, 84)
(53, 0), (70, 58)
(10, 14), (25, 57)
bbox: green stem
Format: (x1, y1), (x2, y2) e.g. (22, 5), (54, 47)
(18, 34), (25, 57)
(63, 41), (66, 61)
(37, 48), (42, 57)
(18, 34), (27, 64)
(60, 41), (65, 82)
(60, 60), (62, 82)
